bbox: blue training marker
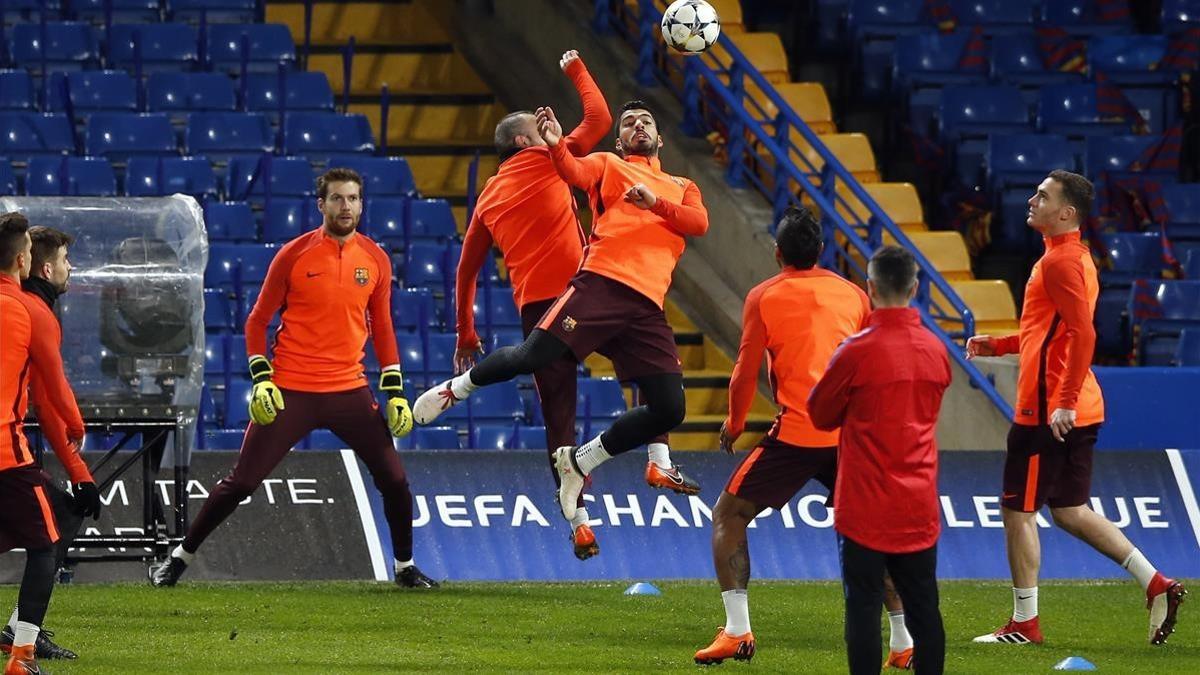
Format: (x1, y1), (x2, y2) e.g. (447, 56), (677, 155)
(624, 582), (662, 596)
(1053, 656), (1098, 671)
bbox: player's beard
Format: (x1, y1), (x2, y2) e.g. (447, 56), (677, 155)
(326, 213), (359, 237)
(624, 133), (658, 157)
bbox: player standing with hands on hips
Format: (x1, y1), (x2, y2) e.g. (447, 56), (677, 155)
(151, 169), (438, 589)
(967, 170), (1185, 645)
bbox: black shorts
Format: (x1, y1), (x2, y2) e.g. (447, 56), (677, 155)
(1002, 423), (1101, 512)
(535, 271), (682, 381)
(724, 437), (837, 510)
(0, 465), (61, 554)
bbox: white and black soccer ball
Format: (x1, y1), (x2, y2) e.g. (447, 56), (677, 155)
(660, 0), (721, 55)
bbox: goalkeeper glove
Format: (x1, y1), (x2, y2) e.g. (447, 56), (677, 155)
(379, 369), (413, 438)
(248, 356), (285, 426)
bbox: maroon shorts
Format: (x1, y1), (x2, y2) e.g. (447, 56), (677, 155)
(536, 271), (682, 381)
(724, 437), (837, 510)
(1002, 423), (1101, 512)
(0, 465), (60, 554)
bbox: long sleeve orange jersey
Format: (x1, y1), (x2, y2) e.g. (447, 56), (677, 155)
(725, 267), (871, 446)
(1, 275), (86, 476)
(547, 142), (708, 308)
(25, 291), (93, 484)
(455, 58), (610, 349)
(991, 230), (1104, 426)
(246, 229), (400, 392)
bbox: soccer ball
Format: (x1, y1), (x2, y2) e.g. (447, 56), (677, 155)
(660, 0), (721, 55)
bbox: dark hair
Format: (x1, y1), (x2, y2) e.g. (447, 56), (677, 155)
(29, 225), (73, 275)
(1047, 170), (1094, 222)
(316, 168), (364, 200)
(494, 111), (534, 154)
(868, 245), (919, 300)
(619, 99), (654, 119)
(775, 206), (822, 269)
(0, 212), (30, 271)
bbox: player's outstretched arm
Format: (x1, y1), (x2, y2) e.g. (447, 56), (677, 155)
(559, 50), (613, 156)
(966, 333), (1019, 358)
(541, 107), (606, 189)
(454, 213), (492, 373)
(724, 287), (768, 452)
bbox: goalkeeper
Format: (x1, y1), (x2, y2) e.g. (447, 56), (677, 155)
(151, 168), (437, 589)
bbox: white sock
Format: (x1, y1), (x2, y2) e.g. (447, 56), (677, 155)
(394, 558), (414, 572)
(450, 371), (478, 400)
(721, 589), (751, 636)
(647, 442), (671, 469)
(888, 610), (913, 651)
(7, 607), (17, 629)
(574, 435), (611, 476)
(172, 545), (195, 565)
(1012, 587), (1038, 622)
(1121, 548), (1158, 590)
(570, 507), (591, 529)
(13, 621), (38, 648)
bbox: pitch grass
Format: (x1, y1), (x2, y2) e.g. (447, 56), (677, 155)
(13, 579), (1197, 673)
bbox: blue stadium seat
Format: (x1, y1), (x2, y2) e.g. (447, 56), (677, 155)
(206, 24), (296, 74)
(237, 244), (277, 286)
(1186, 250), (1200, 280)
(409, 199), (457, 240)
(282, 113), (375, 159)
(227, 334), (247, 365)
(147, 72), (237, 113)
(365, 196), (408, 243)
(406, 426), (461, 450)
(169, 0), (258, 24)
(0, 113), (75, 158)
(1095, 287), (1129, 358)
(72, 0), (162, 23)
(203, 201), (257, 242)
(1131, 282), (1200, 363)
(185, 112), (274, 163)
(204, 289), (234, 333)
(328, 155), (416, 196)
(224, 379), (253, 428)
(126, 156), (219, 198)
(199, 383), (218, 429)
(577, 378), (627, 419)
(989, 34), (1088, 87)
(226, 155), (315, 201)
(465, 379), (524, 422)
(261, 198), (321, 243)
(85, 113), (176, 161)
(25, 156), (116, 196)
(1087, 36), (1174, 86)
(948, 0), (1038, 33)
(203, 429), (245, 450)
(391, 287), (439, 332)
(939, 85), (1030, 142)
(576, 418), (614, 444)
(244, 72), (335, 113)
(108, 23), (199, 72)
(0, 70), (35, 110)
(0, 161), (15, 195)
(203, 331), (227, 377)
(994, 188), (1041, 254)
(403, 242), (458, 289)
(46, 71), (137, 114)
(1162, 0), (1200, 36)
(1176, 329), (1200, 366)
(303, 430), (345, 450)
(473, 286), (521, 329)
(9, 23), (99, 72)
(1084, 135), (1176, 181)
(986, 133), (1074, 191)
(487, 329), (526, 351)
(1040, 0), (1133, 36)
(1163, 184), (1200, 241)
(1037, 84), (1128, 138)
(204, 243), (276, 288)
(846, 0), (926, 99)
(893, 30), (988, 94)
(396, 332), (456, 379)
(1102, 233), (1163, 286)
(1, 0), (61, 21)
(471, 423), (548, 451)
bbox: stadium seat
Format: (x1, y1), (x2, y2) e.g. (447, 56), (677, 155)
(1186, 250), (1200, 279)
(994, 188), (1041, 253)
(72, 0), (161, 23)
(1130, 281), (1200, 364)
(907, 232), (973, 281)
(147, 72), (238, 113)
(0, 161), (15, 195)
(1095, 287), (1129, 358)
(708, 31), (789, 83)
(949, 0), (1039, 33)
(185, 112), (274, 163)
(1162, 183), (1200, 240)
(9, 23), (99, 72)
(238, 244), (276, 286)
(108, 23), (200, 72)
(1087, 36), (1174, 86)
(391, 287), (438, 332)
(169, 0), (258, 24)
(947, 280), (1019, 333)
(125, 156), (219, 198)
(24, 156), (116, 196)
(986, 134), (1075, 192)
(1102, 233), (1164, 286)
(464, 379), (524, 422)
(85, 113), (176, 161)
(282, 113), (375, 159)
(406, 426), (461, 450)
(472, 286), (521, 330)
(364, 197), (408, 243)
(796, 133), (880, 183)
(845, 0), (926, 97)
(0, 71), (35, 110)
(244, 72), (335, 113)
(203, 429), (245, 450)
(204, 289), (234, 333)
(893, 31), (988, 93)
(1084, 135), (1176, 180)
(760, 82), (836, 135)
(1176, 329), (1200, 366)
(226, 333), (247, 365)
(226, 155), (315, 201)
(409, 199), (457, 240)
(203, 332), (227, 377)
(1038, 84), (1130, 138)
(939, 86), (1030, 141)
(577, 378), (627, 419)
(487, 328), (525, 351)
(203, 201), (256, 242)
(403, 242), (458, 289)
(224, 379), (253, 428)
(471, 423), (548, 451)
(989, 34), (1088, 87)
(1040, 0), (1133, 36)
(0, 113), (75, 158)
(205, 243), (241, 288)
(261, 198), (321, 243)
(46, 71), (138, 114)
(206, 24), (297, 74)
(1162, 0), (1200, 35)
(328, 155), (416, 196)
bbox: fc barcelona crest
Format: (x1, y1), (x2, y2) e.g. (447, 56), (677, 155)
(561, 316), (577, 332)
(354, 267), (369, 286)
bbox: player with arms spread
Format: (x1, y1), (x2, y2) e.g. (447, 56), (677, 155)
(151, 169), (437, 589)
(414, 99), (707, 522)
(968, 171), (1185, 645)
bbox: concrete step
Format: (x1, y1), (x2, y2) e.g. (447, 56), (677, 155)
(266, 1), (450, 47)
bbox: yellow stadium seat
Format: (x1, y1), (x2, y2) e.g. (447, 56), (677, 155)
(266, 3), (448, 46)
(835, 182), (925, 230)
(707, 32), (789, 84)
(907, 232), (973, 281)
(760, 82), (835, 134)
(710, 0), (745, 33)
(797, 133), (880, 183)
(945, 280), (1019, 333)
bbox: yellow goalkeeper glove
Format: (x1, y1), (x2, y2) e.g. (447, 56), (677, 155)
(248, 356), (285, 426)
(379, 370), (413, 438)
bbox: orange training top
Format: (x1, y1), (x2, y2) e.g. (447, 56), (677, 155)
(726, 267), (871, 446)
(548, 142), (708, 308)
(246, 228), (400, 393)
(1, 275), (86, 475)
(455, 58), (609, 348)
(992, 230), (1104, 426)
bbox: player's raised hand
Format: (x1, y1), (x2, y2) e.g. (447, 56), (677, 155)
(536, 106), (562, 147)
(559, 49), (580, 71)
(624, 183), (658, 210)
(718, 421), (739, 455)
(965, 335), (996, 359)
(1049, 408), (1076, 443)
(453, 337), (484, 375)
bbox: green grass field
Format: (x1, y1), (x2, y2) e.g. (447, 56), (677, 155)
(10, 579), (1196, 673)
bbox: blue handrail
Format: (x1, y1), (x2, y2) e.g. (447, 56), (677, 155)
(599, 0), (1013, 420)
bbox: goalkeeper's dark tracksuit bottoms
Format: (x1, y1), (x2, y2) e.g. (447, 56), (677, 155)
(182, 387), (414, 560)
